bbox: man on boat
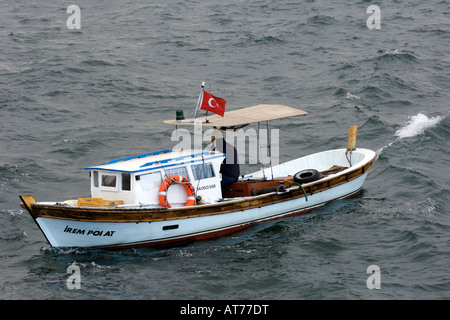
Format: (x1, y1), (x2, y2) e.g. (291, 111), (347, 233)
(212, 130), (240, 195)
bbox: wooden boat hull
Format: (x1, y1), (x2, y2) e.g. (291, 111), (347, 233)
(20, 148), (376, 249)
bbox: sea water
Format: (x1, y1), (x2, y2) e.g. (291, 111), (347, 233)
(1, 0), (449, 301)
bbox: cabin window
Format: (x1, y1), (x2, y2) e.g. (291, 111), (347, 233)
(140, 171), (163, 191)
(191, 163), (215, 180)
(93, 171), (99, 187)
(165, 166), (188, 179)
(122, 173), (131, 191)
(101, 173), (118, 190)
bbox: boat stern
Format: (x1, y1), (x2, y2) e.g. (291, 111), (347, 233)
(19, 195), (37, 217)
(20, 195), (55, 245)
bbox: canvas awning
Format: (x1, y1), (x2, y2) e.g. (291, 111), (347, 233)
(163, 104), (307, 129)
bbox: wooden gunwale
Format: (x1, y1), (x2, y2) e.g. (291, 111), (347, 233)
(28, 154), (375, 223)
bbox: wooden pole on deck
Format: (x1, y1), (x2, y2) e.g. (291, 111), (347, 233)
(347, 125), (358, 151)
(346, 125), (358, 167)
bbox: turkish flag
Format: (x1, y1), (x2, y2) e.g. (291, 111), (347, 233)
(200, 91), (226, 117)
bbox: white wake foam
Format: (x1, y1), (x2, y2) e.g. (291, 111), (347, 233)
(346, 92), (360, 100)
(376, 113), (443, 155)
(395, 113), (443, 139)
(384, 49), (402, 55)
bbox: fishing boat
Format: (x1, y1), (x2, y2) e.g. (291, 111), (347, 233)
(20, 86), (376, 249)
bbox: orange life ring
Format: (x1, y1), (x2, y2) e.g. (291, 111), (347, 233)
(158, 175), (196, 208)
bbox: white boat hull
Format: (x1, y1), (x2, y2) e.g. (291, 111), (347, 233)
(35, 172), (368, 248)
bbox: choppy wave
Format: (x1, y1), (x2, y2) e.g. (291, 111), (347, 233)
(346, 92), (360, 100)
(377, 49), (418, 63)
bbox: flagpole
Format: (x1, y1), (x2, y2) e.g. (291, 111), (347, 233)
(205, 104), (209, 123)
(193, 81), (205, 120)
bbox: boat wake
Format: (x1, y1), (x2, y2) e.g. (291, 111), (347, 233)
(395, 113), (443, 139)
(377, 113), (443, 156)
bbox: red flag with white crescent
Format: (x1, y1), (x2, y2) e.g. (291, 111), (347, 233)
(200, 91), (226, 117)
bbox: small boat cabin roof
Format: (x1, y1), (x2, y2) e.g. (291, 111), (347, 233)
(163, 104), (307, 129)
(84, 149), (224, 174)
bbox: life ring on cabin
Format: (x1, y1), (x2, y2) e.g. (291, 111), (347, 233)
(294, 169), (322, 184)
(158, 175), (196, 208)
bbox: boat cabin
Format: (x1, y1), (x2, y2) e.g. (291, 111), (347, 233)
(82, 104), (309, 208)
(84, 149), (225, 207)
